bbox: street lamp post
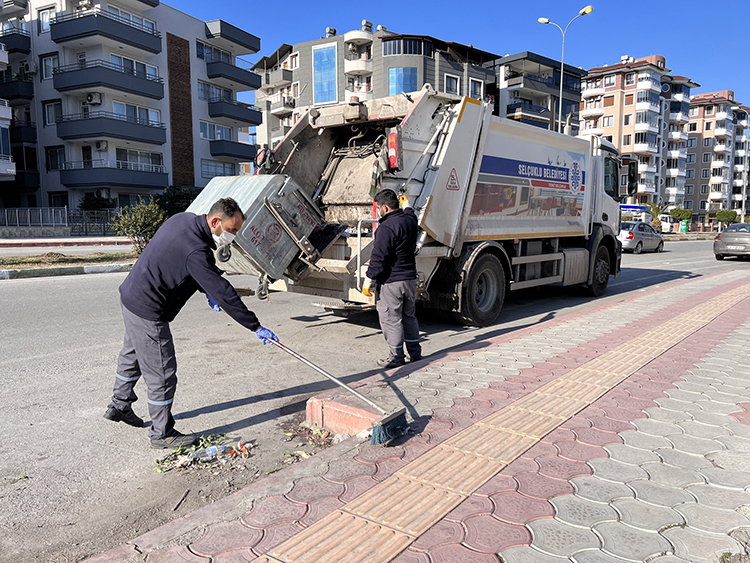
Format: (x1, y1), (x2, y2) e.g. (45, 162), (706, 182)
(538, 5), (593, 134)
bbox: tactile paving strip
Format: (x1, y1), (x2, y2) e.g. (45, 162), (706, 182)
(253, 282), (750, 563)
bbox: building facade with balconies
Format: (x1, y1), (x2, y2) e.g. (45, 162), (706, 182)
(493, 51), (586, 134)
(684, 91), (748, 224)
(0, 0), (260, 209)
(252, 21), (497, 148)
(580, 55), (699, 209)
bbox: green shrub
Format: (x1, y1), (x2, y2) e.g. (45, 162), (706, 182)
(716, 210), (738, 224)
(78, 193), (117, 211)
(669, 208), (693, 221)
(157, 186), (201, 216)
(112, 199), (167, 255)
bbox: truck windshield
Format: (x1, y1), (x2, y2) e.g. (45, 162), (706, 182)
(603, 157), (619, 199)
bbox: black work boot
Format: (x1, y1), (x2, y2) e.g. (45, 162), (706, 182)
(150, 430), (197, 450)
(103, 403), (144, 428)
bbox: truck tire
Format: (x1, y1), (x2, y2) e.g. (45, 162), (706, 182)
(454, 253), (505, 327)
(587, 245), (610, 297)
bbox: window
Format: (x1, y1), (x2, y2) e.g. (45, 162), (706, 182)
(625, 94), (634, 105)
(625, 73), (635, 85)
(701, 169), (710, 179)
(198, 80), (232, 102)
(700, 200), (708, 210)
(688, 123), (698, 132)
(41, 54), (58, 80)
(622, 134), (632, 145)
(388, 67), (418, 96)
(705, 121), (712, 131)
(685, 185), (694, 195)
(603, 95), (614, 107)
(688, 107), (699, 117)
(43, 101), (62, 126)
(686, 153), (695, 163)
(686, 170), (695, 179)
(602, 115), (613, 128)
(201, 159), (235, 179)
(702, 153), (712, 163)
(703, 138), (713, 147)
(199, 121), (232, 141)
(382, 38), (401, 56)
(196, 40), (231, 64)
(402, 39), (422, 55)
(113, 101), (161, 125)
(470, 79), (483, 100)
(292, 82), (300, 98)
(687, 137), (697, 148)
(38, 7), (56, 33)
(700, 184), (708, 194)
(685, 200), (693, 210)
(313, 44), (337, 104)
(705, 105), (715, 116)
(45, 146), (65, 170)
(444, 74), (460, 95)
(108, 6), (156, 33)
(604, 75), (615, 87)
(116, 148), (163, 171)
(288, 53), (299, 69)
(110, 54), (158, 80)
(623, 114), (632, 126)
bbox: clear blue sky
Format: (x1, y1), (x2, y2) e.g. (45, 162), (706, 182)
(174, 0), (748, 105)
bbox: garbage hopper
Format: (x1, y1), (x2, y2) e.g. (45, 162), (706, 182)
(679, 220), (689, 233)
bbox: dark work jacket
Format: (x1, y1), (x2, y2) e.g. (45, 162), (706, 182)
(366, 208), (418, 285)
(120, 212), (261, 331)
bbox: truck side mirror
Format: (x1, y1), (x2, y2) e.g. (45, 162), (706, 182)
(627, 161), (638, 196)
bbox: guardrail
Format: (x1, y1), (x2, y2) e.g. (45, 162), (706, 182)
(0, 207), (68, 227)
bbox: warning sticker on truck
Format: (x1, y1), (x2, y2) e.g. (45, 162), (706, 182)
(446, 168), (460, 191)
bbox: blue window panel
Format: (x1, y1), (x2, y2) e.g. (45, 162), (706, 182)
(314, 45), (337, 104)
(388, 67), (418, 96)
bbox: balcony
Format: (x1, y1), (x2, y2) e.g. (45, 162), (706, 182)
(0, 154), (16, 178)
(635, 101), (660, 113)
(506, 71), (579, 96)
(634, 142), (659, 154)
(0, 98), (11, 121)
(583, 126), (603, 136)
(204, 20), (260, 56)
(345, 87), (372, 102)
(59, 159), (168, 188)
(209, 139), (256, 161)
(580, 106), (604, 118)
(344, 54), (372, 76)
(206, 60), (261, 91)
(343, 29), (373, 45)
(714, 126), (731, 138)
(0, 75), (33, 104)
(51, 10), (162, 54)
(714, 143), (729, 153)
(665, 168), (686, 177)
(0, 26), (31, 54)
(207, 98), (262, 126)
(3, 0), (28, 17)
(56, 111), (167, 144)
(635, 122), (659, 134)
(261, 68), (293, 91)
(507, 102), (550, 123)
(669, 111), (689, 124)
(710, 175), (729, 185)
(638, 163), (657, 174)
(636, 77), (661, 92)
(581, 87), (604, 98)
(53, 60), (164, 100)
(271, 125), (292, 139)
(270, 96), (295, 116)
(6, 170), (39, 189)
(636, 183), (656, 194)
(734, 179), (745, 188)
(9, 120), (36, 143)
(0, 45), (7, 69)
(668, 130), (688, 141)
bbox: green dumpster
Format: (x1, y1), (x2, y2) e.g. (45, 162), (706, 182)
(679, 220), (689, 233)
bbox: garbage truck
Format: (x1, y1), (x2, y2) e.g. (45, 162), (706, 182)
(187, 84), (637, 326)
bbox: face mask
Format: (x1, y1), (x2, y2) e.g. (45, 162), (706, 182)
(213, 230), (235, 246)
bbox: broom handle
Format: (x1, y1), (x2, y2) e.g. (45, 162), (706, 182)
(269, 340), (387, 415)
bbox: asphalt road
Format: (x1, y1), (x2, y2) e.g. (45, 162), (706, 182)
(1, 238), (747, 562)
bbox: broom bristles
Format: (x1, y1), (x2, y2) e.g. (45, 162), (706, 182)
(370, 408), (409, 445)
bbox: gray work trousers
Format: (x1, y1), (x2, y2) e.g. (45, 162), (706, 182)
(112, 302), (177, 440)
(375, 279), (421, 361)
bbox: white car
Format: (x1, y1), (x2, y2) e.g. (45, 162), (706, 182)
(618, 221), (664, 254)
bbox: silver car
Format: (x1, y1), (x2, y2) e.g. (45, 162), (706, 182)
(714, 223), (750, 260)
(618, 221), (664, 254)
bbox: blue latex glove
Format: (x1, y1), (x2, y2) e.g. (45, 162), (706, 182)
(207, 294), (221, 312)
(255, 326), (279, 345)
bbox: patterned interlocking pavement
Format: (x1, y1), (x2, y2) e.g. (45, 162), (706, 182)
(86, 270), (750, 563)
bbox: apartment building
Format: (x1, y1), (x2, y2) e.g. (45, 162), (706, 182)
(493, 51), (586, 134)
(0, 39), (14, 186)
(684, 91), (748, 223)
(252, 21), (498, 149)
(0, 0), (261, 209)
(580, 55), (699, 208)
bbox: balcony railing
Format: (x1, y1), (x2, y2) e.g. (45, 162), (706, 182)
(506, 70), (580, 93)
(54, 59), (164, 83)
(507, 102), (548, 114)
(52, 9), (161, 37)
(57, 110), (164, 128)
(61, 159), (165, 173)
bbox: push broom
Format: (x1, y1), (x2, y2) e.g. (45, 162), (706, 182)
(269, 340), (409, 445)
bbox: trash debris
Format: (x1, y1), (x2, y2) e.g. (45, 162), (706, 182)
(153, 434), (257, 473)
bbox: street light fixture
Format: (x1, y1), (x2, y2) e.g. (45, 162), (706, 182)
(538, 5), (593, 133)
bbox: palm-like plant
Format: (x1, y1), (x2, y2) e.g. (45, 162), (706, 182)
(643, 199), (670, 233)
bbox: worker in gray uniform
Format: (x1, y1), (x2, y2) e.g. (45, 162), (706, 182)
(104, 197), (278, 449)
(363, 189), (422, 368)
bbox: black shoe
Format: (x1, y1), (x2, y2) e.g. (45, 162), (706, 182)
(103, 403), (144, 428)
(409, 354), (423, 362)
(151, 430), (197, 450)
(377, 357), (405, 369)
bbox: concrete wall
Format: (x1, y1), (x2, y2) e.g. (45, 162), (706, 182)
(0, 226), (71, 237)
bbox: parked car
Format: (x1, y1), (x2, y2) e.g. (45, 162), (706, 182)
(618, 221), (664, 254)
(714, 223), (750, 260)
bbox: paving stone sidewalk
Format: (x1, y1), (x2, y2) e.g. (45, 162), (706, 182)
(86, 270), (750, 563)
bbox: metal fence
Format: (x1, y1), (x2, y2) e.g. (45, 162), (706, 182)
(0, 207), (68, 227)
(68, 209), (118, 236)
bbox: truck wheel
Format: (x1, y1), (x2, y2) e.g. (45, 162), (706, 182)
(454, 254), (505, 327)
(587, 245), (610, 297)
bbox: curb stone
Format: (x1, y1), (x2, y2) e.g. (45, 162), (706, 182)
(0, 262), (133, 280)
